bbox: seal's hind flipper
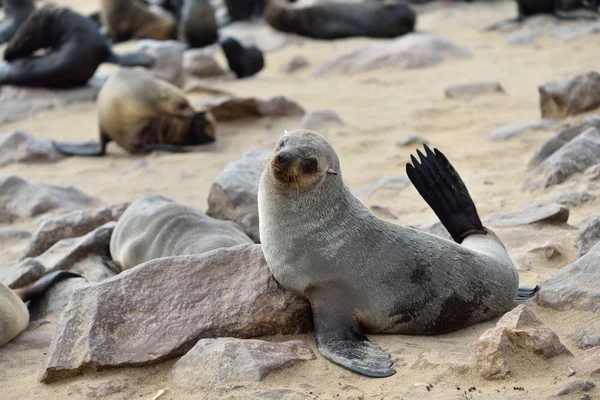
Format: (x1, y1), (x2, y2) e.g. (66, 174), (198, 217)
(406, 145), (485, 243)
(52, 140), (105, 157)
(515, 285), (539, 300)
(13, 270), (83, 303)
(307, 286), (396, 378)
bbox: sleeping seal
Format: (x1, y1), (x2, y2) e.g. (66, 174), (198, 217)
(100, 0), (177, 43)
(53, 67), (216, 157)
(0, 5), (155, 89)
(1, 271), (82, 347)
(110, 194), (253, 270)
(0, 0), (34, 44)
(264, 1), (416, 40)
(258, 129), (538, 377)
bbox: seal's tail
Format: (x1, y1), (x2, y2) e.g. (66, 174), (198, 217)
(406, 144), (485, 243)
(515, 285), (540, 301)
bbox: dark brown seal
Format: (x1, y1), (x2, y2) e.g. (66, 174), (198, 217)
(0, 0), (35, 44)
(100, 0), (177, 43)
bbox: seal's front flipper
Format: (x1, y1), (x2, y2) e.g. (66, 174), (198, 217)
(307, 286), (396, 378)
(142, 143), (190, 153)
(406, 144), (485, 243)
(52, 140), (105, 157)
(516, 285), (539, 300)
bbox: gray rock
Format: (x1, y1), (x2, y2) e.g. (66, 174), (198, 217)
(570, 347), (600, 376)
(544, 191), (596, 207)
(0, 131), (65, 167)
(1, 259), (45, 289)
(576, 216), (600, 258)
(585, 163), (600, 181)
(396, 135), (429, 147)
(486, 203), (569, 228)
(280, 55), (310, 73)
(489, 119), (556, 141)
(537, 241), (600, 311)
(21, 203), (129, 259)
(476, 305), (571, 380)
(539, 71), (600, 119)
(197, 96), (305, 121)
(353, 176), (411, 199)
(183, 50), (226, 78)
(528, 242), (561, 260)
(299, 109), (344, 131)
(0, 228), (31, 240)
(207, 151), (270, 242)
(40, 244), (310, 383)
(506, 28), (537, 45)
(409, 220), (453, 241)
(523, 128), (600, 190)
(170, 338), (315, 391)
(444, 81), (505, 99)
(568, 320), (600, 349)
(70, 255), (118, 283)
(0, 174), (100, 219)
(314, 33), (471, 76)
(135, 40), (186, 86)
(556, 379), (596, 396)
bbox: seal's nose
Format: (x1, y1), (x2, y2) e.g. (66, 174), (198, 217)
(276, 152), (293, 166)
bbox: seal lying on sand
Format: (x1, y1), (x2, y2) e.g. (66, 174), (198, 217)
(178, 0), (219, 48)
(220, 37), (265, 78)
(225, 0), (266, 21)
(0, 0), (34, 44)
(1, 271), (82, 347)
(258, 129), (538, 377)
(53, 67), (216, 157)
(100, 0), (177, 43)
(483, 0), (599, 31)
(110, 195), (253, 270)
(0, 5), (155, 89)
(264, 1), (416, 39)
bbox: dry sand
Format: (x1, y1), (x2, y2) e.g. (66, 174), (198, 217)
(0, 0), (599, 399)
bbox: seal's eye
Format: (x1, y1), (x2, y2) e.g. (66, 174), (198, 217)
(305, 157), (318, 173)
(277, 139), (285, 149)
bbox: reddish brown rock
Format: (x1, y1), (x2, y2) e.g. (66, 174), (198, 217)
(197, 96), (304, 121)
(570, 347), (600, 376)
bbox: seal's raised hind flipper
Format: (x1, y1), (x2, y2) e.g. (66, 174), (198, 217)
(515, 285), (539, 300)
(406, 144), (485, 243)
(52, 140), (105, 157)
(307, 286), (396, 378)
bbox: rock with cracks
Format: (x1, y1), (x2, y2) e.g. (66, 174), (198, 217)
(539, 71), (600, 119)
(40, 244), (310, 383)
(0, 131), (65, 167)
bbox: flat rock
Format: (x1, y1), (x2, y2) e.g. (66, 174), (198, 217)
(41, 244), (310, 383)
(353, 176), (411, 199)
(537, 241), (600, 311)
(555, 379), (596, 396)
(570, 347), (600, 376)
(299, 109), (344, 131)
(0, 131), (65, 167)
(280, 55), (310, 73)
(135, 40), (185, 86)
(21, 203), (129, 259)
(486, 203), (569, 228)
(396, 135), (429, 147)
(476, 305), (571, 380)
(314, 33), (471, 76)
(444, 81), (505, 99)
(207, 150), (270, 242)
(489, 119), (556, 141)
(170, 338), (315, 391)
(568, 320), (600, 350)
(197, 96), (305, 121)
(528, 242), (561, 260)
(0, 174), (100, 220)
(183, 50), (226, 78)
(523, 128), (600, 190)
(576, 216), (600, 258)
(544, 190), (596, 208)
(540, 71), (600, 119)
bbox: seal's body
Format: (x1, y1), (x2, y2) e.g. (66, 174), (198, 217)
(220, 37), (264, 79)
(0, 6), (155, 89)
(110, 195), (253, 270)
(0, 0), (34, 44)
(258, 130), (536, 377)
(264, 1), (416, 40)
(53, 67), (216, 157)
(179, 0), (218, 48)
(225, 0), (265, 21)
(100, 0), (177, 43)
(1, 271), (81, 347)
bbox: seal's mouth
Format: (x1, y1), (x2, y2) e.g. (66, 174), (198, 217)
(271, 151), (303, 185)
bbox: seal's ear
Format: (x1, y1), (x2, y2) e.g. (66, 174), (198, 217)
(283, 129), (290, 135)
(326, 168), (337, 175)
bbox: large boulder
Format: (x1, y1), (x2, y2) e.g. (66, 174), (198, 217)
(207, 150), (270, 242)
(0, 131), (65, 167)
(539, 71), (600, 119)
(40, 244), (310, 383)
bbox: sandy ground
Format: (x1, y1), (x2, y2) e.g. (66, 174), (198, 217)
(1, 0), (600, 399)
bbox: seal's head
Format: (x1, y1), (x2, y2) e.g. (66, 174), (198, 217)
(269, 129), (339, 192)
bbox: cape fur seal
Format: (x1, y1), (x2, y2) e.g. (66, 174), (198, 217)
(258, 129), (538, 377)
(178, 0), (219, 48)
(0, 0), (34, 44)
(53, 67), (216, 157)
(264, 1), (416, 40)
(0, 6), (155, 89)
(484, 0), (598, 31)
(220, 37), (265, 79)
(225, 0), (266, 21)
(100, 0), (177, 43)
(110, 194), (253, 270)
(1, 271), (82, 347)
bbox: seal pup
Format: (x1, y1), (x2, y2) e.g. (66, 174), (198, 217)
(0, 0), (34, 44)
(483, 0), (599, 31)
(178, 0), (219, 48)
(100, 0), (177, 43)
(1, 271), (82, 347)
(258, 130), (538, 377)
(0, 6), (156, 89)
(53, 67), (216, 157)
(110, 194), (253, 270)
(220, 37), (265, 79)
(264, 1), (416, 40)
(225, 0), (266, 21)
